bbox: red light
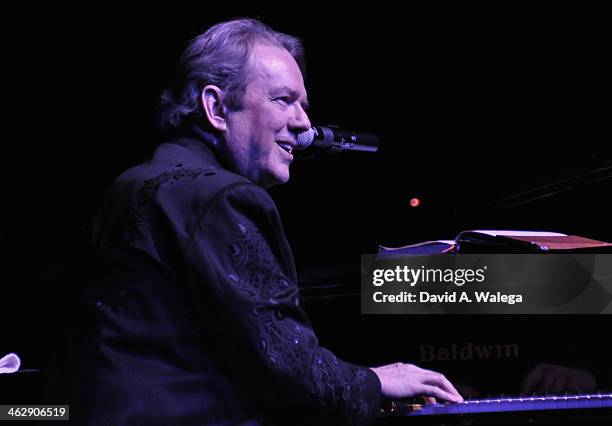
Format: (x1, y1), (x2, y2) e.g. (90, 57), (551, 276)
(410, 198), (421, 208)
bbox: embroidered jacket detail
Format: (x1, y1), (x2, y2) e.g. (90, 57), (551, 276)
(229, 222), (370, 420)
(129, 168), (208, 226)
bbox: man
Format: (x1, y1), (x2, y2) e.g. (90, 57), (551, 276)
(64, 18), (462, 425)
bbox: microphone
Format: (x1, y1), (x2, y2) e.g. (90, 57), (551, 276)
(296, 125), (379, 154)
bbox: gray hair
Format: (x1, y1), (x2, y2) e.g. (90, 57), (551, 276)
(159, 18), (305, 132)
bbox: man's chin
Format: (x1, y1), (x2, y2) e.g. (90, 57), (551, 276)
(259, 169), (290, 189)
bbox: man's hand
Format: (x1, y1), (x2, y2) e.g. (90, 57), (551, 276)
(521, 363), (597, 394)
(370, 362), (463, 403)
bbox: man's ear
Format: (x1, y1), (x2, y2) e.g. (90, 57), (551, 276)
(201, 85), (227, 133)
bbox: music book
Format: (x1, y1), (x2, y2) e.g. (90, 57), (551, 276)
(378, 230), (612, 257)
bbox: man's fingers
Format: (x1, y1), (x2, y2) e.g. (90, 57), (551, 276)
(422, 372), (463, 402)
(371, 362), (464, 402)
(421, 385), (463, 403)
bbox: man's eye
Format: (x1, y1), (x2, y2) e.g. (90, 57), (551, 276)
(275, 97), (291, 105)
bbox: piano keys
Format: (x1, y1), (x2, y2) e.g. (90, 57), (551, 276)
(378, 393), (612, 425)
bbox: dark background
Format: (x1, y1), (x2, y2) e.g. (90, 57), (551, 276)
(1, 4), (610, 398)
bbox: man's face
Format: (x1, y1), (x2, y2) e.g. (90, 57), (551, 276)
(221, 44), (311, 188)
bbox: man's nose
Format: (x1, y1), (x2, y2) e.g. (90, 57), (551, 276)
(288, 104), (311, 133)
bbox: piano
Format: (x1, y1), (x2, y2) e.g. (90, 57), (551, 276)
(378, 393), (612, 425)
(300, 268), (612, 425)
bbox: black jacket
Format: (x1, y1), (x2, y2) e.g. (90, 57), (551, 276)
(60, 128), (381, 425)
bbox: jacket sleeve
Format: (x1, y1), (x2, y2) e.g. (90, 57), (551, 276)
(183, 181), (381, 425)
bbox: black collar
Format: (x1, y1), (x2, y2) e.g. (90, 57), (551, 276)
(166, 124), (226, 170)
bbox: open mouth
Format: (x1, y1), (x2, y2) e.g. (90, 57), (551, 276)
(276, 142), (294, 155)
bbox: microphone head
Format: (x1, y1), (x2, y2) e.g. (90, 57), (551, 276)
(296, 128), (315, 151)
